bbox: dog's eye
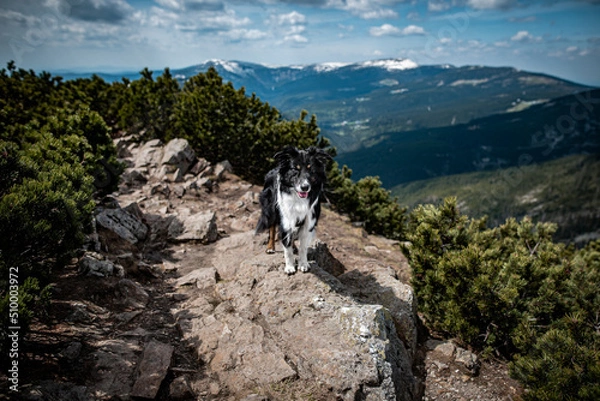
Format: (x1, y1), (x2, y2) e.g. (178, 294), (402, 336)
(307, 164), (311, 169)
(295, 165), (301, 170)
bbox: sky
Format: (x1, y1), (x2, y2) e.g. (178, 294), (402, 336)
(1, 0), (599, 86)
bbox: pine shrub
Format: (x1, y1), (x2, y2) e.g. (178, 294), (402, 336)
(403, 197), (600, 399)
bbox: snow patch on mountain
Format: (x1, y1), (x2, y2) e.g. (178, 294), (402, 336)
(357, 59), (418, 71)
(314, 62), (351, 73)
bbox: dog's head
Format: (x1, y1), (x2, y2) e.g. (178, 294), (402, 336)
(275, 146), (332, 199)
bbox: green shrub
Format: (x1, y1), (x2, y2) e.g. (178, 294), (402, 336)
(403, 198), (600, 399)
(328, 163), (406, 239)
(173, 67), (325, 183)
(114, 68), (179, 140)
(403, 197), (568, 353)
(510, 240), (600, 401)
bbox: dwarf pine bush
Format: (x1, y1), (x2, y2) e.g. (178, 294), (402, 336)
(403, 197), (600, 399)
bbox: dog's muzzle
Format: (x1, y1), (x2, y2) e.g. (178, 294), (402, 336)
(297, 182), (310, 198)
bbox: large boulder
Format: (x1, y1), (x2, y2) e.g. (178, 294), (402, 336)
(167, 210), (218, 244)
(160, 138), (196, 176)
(172, 231), (420, 401)
(96, 204), (148, 245)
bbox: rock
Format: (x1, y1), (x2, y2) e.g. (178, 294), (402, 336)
(121, 167), (148, 186)
(131, 340), (174, 399)
(308, 242), (346, 276)
(213, 160), (233, 180)
(134, 139), (163, 169)
(175, 267), (218, 290)
(161, 138), (196, 176)
(173, 233), (419, 401)
(78, 252), (125, 277)
(114, 278), (150, 309)
(96, 206), (148, 245)
(189, 157), (210, 176)
(150, 182), (171, 197)
(173, 184), (186, 198)
(425, 339), (456, 357)
(89, 339), (141, 398)
(59, 341), (83, 360)
(169, 376), (195, 400)
(20, 381), (92, 401)
(168, 211), (218, 243)
(455, 347), (480, 376)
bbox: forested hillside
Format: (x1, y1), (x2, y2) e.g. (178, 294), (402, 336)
(1, 63), (598, 401)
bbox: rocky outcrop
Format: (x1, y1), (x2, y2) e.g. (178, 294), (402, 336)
(170, 231), (419, 400)
(24, 137), (525, 401)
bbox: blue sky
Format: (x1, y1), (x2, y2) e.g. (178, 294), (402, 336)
(1, 0), (599, 85)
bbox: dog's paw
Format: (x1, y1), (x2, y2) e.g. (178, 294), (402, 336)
(284, 264), (296, 275)
(299, 262), (310, 273)
(265, 248), (275, 254)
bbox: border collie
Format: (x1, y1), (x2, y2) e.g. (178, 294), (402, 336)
(256, 146), (331, 274)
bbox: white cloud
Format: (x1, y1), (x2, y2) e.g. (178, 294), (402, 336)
(370, 24), (425, 37)
(220, 28), (267, 41)
(285, 34), (308, 43)
(511, 30), (541, 43)
(272, 11), (306, 26)
(428, 0), (451, 12)
(326, 0), (398, 19)
(467, 0), (516, 10)
(402, 24), (426, 35)
(370, 23), (400, 36)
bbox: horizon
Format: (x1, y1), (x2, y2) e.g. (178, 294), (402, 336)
(47, 57), (597, 88)
(1, 1), (599, 86)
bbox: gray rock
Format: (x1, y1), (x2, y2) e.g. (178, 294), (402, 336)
(169, 376), (195, 400)
(168, 211), (218, 244)
(59, 341), (83, 360)
(131, 340), (174, 399)
(213, 160), (233, 180)
(189, 157), (210, 176)
(20, 381), (92, 401)
(161, 138), (196, 176)
(175, 267), (218, 290)
(134, 139), (163, 169)
(78, 252), (125, 277)
(173, 232), (419, 401)
(96, 206), (148, 245)
(455, 346), (480, 376)
(89, 339), (141, 398)
(114, 278), (149, 309)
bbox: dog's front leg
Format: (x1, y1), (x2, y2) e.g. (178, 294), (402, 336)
(297, 227), (313, 273)
(281, 230), (296, 274)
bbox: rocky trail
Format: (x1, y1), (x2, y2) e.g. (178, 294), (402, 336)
(2, 137), (521, 401)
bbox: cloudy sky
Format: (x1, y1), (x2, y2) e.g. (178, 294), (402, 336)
(1, 0), (599, 85)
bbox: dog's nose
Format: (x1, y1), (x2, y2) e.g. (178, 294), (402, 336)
(300, 183), (310, 192)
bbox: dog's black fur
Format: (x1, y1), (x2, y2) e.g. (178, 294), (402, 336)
(256, 146), (331, 274)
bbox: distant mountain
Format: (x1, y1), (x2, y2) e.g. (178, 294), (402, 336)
(336, 89), (600, 188)
(57, 58), (591, 153)
(170, 59), (591, 153)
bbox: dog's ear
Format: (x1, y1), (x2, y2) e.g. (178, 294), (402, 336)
(274, 146), (299, 168)
(307, 146), (333, 167)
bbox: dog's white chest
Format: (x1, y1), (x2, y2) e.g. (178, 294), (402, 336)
(278, 191), (312, 229)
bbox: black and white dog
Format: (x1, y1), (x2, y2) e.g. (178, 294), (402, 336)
(256, 146), (331, 274)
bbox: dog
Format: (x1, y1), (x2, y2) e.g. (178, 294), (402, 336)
(256, 146), (331, 274)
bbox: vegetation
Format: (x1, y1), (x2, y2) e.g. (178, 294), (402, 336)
(393, 154), (600, 243)
(403, 198), (599, 400)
